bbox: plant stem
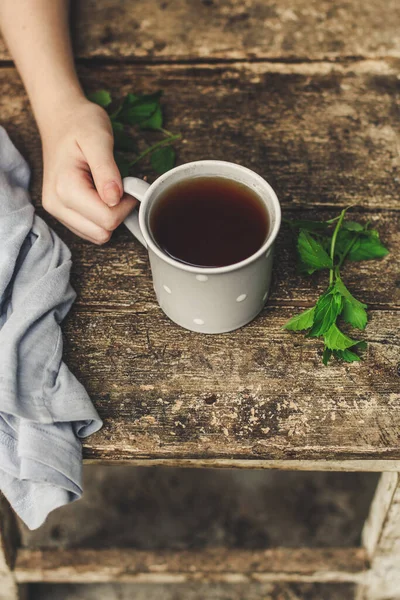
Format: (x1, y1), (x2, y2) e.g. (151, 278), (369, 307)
(326, 215), (341, 224)
(129, 134), (181, 167)
(336, 233), (361, 270)
(329, 208), (346, 285)
(160, 127), (174, 137)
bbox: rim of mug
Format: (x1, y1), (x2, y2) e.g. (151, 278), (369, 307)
(139, 160), (282, 274)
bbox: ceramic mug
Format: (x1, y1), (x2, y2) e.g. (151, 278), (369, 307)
(123, 160), (281, 334)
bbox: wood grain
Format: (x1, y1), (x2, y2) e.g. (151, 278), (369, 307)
(2, 62), (400, 213)
(0, 496), (21, 600)
(1, 0), (400, 62)
(14, 547), (368, 584)
(362, 473), (399, 558)
(61, 210), (399, 311)
(359, 474), (400, 599)
(2, 64), (399, 310)
(82, 459), (400, 472)
(0, 63), (398, 463)
(59, 307), (400, 462)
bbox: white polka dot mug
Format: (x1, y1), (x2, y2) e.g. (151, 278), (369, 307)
(123, 160), (281, 334)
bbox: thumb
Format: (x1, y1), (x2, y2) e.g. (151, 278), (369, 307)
(81, 131), (123, 207)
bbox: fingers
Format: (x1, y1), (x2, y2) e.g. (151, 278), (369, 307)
(79, 130), (123, 207)
(44, 169), (138, 243)
(55, 208), (112, 245)
(53, 168), (138, 231)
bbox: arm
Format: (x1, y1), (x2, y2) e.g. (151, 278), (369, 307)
(0, 0), (136, 243)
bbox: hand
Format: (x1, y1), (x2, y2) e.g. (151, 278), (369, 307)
(41, 97), (137, 244)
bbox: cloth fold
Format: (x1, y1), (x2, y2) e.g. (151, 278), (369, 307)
(0, 127), (102, 529)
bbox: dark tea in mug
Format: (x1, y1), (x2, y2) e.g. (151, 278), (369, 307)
(149, 177), (269, 268)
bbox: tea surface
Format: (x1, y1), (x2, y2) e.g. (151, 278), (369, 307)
(150, 177), (269, 268)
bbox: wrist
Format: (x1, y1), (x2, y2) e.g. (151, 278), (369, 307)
(33, 81), (87, 140)
(36, 88), (90, 146)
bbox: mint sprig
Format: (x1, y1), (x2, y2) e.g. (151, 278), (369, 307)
(88, 89), (181, 176)
(283, 209), (389, 365)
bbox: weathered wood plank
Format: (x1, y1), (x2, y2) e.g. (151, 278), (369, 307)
(1, 0), (400, 62)
(0, 495), (23, 600)
(59, 308), (400, 462)
(1, 63), (399, 308)
(0, 495), (19, 573)
(82, 459), (400, 472)
(361, 472), (399, 558)
(358, 473), (400, 599)
(1, 62), (399, 463)
(62, 209), (399, 311)
(2, 61), (400, 213)
(14, 547), (368, 584)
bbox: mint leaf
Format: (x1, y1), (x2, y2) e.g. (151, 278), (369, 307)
(333, 349), (361, 362)
(324, 323), (359, 351)
(297, 230), (333, 274)
(283, 307), (315, 331)
(283, 209), (384, 365)
(114, 152), (131, 178)
(113, 128), (138, 153)
(333, 342), (366, 362)
(123, 93), (140, 107)
(88, 90), (112, 107)
(343, 221), (364, 232)
(322, 346), (332, 365)
(334, 278), (368, 330)
(151, 146), (175, 174)
(334, 228), (354, 258)
(111, 120), (124, 132)
(308, 289), (343, 337)
(109, 94), (139, 120)
(111, 121), (138, 152)
(140, 105), (163, 130)
(348, 230), (389, 261)
(119, 91), (163, 126)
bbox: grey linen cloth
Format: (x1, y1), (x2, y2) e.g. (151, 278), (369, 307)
(0, 127), (102, 529)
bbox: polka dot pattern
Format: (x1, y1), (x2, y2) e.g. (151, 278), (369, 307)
(236, 294), (247, 302)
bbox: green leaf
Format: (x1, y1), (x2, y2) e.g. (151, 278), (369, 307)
(343, 221), (364, 232)
(113, 128), (138, 153)
(348, 230), (389, 261)
(88, 90), (112, 107)
(334, 278), (368, 330)
(355, 340), (367, 351)
(324, 323), (359, 351)
(297, 261), (316, 275)
(334, 228), (354, 257)
(297, 230), (333, 274)
(140, 105), (163, 130)
(111, 120), (138, 152)
(123, 93), (140, 107)
(308, 289), (343, 337)
(111, 120), (124, 132)
(114, 152), (131, 177)
(333, 349), (361, 362)
(283, 307), (315, 331)
(151, 146), (175, 174)
(322, 346), (332, 365)
(118, 91), (163, 126)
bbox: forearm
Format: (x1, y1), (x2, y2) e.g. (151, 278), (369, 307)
(0, 0), (84, 136)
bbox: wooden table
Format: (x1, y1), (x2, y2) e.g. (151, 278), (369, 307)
(0, 2), (399, 599)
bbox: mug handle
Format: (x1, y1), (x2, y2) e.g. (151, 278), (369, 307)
(123, 176), (150, 248)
